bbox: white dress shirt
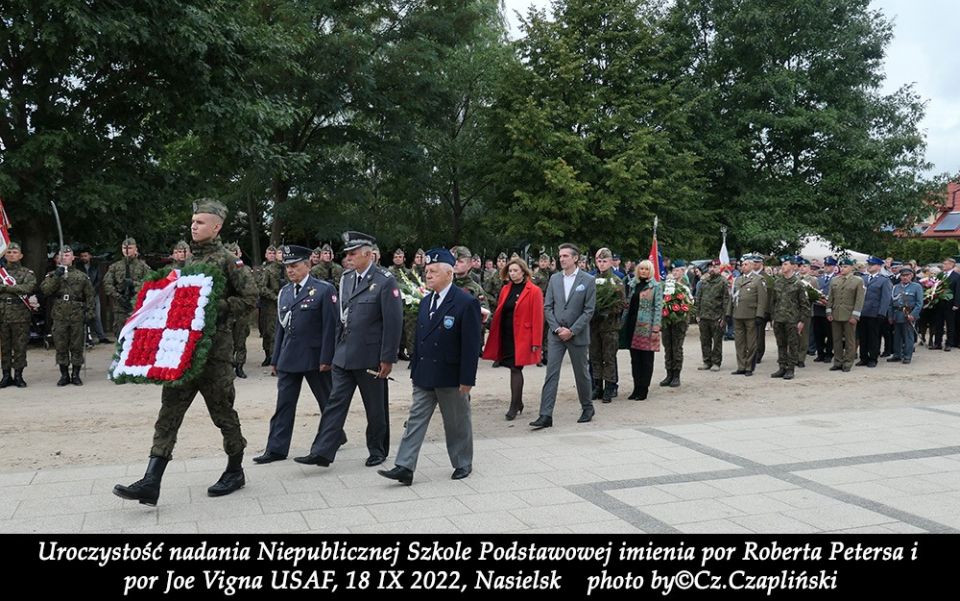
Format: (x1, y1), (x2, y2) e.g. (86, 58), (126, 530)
(562, 268), (580, 302)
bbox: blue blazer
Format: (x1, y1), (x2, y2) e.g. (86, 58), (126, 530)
(860, 273), (892, 318)
(272, 276), (338, 372)
(410, 284), (482, 390)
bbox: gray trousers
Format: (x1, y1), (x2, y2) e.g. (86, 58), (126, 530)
(537, 335), (593, 417)
(266, 370), (332, 456)
(395, 385), (473, 472)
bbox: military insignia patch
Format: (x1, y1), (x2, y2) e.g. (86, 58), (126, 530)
(443, 315), (455, 329)
(370, 283), (377, 292)
(308, 288), (316, 296)
(331, 295), (337, 303)
(392, 288), (399, 297)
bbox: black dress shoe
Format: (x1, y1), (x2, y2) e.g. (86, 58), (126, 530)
(365, 455), (386, 467)
(855, 360), (868, 366)
(529, 415), (553, 429)
(294, 454), (331, 466)
(731, 369), (746, 375)
(451, 465), (472, 480)
(378, 465), (414, 485)
(829, 365), (843, 371)
(252, 451), (286, 464)
(577, 407), (595, 423)
(260, 357), (271, 367)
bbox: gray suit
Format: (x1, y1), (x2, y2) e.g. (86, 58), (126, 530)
(308, 265), (404, 461)
(538, 269), (596, 416)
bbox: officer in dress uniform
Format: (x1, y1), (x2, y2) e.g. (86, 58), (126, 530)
(857, 256), (892, 368)
(887, 267), (923, 364)
(378, 248), (481, 485)
(253, 246), (339, 464)
(827, 257), (866, 372)
(729, 254), (767, 376)
(296, 231), (403, 468)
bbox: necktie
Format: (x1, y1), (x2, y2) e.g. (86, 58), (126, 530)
(429, 293), (439, 319)
(353, 274), (360, 295)
(294, 283), (301, 297)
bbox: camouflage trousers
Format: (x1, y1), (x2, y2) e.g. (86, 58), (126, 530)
(756, 316), (768, 362)
(402, 313), (417, 356)
(0, 320), (30, 369)
(662, 321), (688, 372)
(112, 309), (131, 339)
(232, 319), (251, 366)
(52, 317), (85, 366)
(589, 328), (619, 383)
(151, 358), (247, 460)
(773, 321), (801, 369)
(259, 306), (277, 359)
(698, 317), (725, 367)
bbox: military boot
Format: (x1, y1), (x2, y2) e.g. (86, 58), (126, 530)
(57, 365), (70, 387)
(71, 365), (83, 386)
(0, 369), (12, 388)
(235, 364), (247, 379)
(260, 356), (271, 367)
(13, 369), (26, 388)
(659, 371), (673, 386)
(782, 369), (795, 380)
(770, 368), (786, 378)
(591, 379), (603, 400)
(602, 381), (617, 403)
(208, 452), (245, 497)
(113, 456), (168, 506)
(669, 372), (681, 387)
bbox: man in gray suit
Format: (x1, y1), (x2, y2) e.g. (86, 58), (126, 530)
(295, 231), (403, 468)
(530, 243), (597, 429)
(253, 245), (339, 464)
(378, 248), (482, 485)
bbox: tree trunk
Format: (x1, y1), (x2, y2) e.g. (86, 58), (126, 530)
(19, 217), (49, 278)
(246, 190), (261, 266)
(269, 176), (291, 246)
(450, 178), (463, 244)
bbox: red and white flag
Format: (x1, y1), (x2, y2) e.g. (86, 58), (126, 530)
(0, 197), (11, 256)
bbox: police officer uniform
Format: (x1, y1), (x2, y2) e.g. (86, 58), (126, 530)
(857, 257), (892, 368)
(253, 246), (339, 464)
(888, 267), (923, 363)
(297, 231), (403, 468)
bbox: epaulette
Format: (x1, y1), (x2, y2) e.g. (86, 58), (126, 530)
(378, 266), (394, 278)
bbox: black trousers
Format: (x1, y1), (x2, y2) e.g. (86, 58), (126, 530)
(812, 315), (833, 359)
(629, 349), (655, 395)
(857, 316), (882, 364)
(880, 319), (894, 355)
(309, 366), (389, 461)
(932, 303), (956, 348)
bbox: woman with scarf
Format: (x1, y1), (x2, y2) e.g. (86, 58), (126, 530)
(619, 260), (663, 400)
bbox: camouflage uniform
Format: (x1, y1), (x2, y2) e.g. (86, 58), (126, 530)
(451, 247), (490, 314)
(151, 235), (257, 460)
(695, 272), (731, 369)
(257, 260), (282, 362)
(0, 253), (36, 379)
(770, 273), (811, 376)
(660, 277), (690, 384)
(589, 269), (625, 396)
(756, 268), (775, 363)
(40, 265), (95, 368)
(224, 243), (254, 376)
(532, 263), (553, 363)
(310, 244), (344, 286)
(103, 250), (150, 337)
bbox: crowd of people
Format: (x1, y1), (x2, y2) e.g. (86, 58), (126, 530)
(3, 206), (959, 502)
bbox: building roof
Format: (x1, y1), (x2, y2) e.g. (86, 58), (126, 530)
(921, 182), (960, 239)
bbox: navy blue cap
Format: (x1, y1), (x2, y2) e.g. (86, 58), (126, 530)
(795, 256), (808, 265)
(612, 253), (621, 260)
(824, 256), (838, 266)
(866, 256), (884, 265)
(424, 247), (455, 266)
(280, 245), (312, 265)
(341, 231), (376, 252)
(781, 256), (800, 265)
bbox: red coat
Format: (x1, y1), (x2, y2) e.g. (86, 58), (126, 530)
(482, 279), (544, 366)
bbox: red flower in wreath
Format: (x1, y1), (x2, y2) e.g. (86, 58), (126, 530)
(664, 294), (673, 301)
(681, 304), (689, 311)
(676, 293), (684, 300)
(672, 304), (680, 311)
(662, 309), (669, 316)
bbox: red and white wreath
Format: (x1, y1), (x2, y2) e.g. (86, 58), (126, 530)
(109, 265), (224, 385)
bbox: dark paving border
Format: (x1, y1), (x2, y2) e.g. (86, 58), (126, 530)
(566, 411), (960, 533)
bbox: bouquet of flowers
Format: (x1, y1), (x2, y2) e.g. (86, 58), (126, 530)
(922, 272), (954, 309)
(109, 264), (225, 386)
(594, 275), (625, 315)
(799, 278), (826, 303)
(397, 270), (429, 320)
(661, 278), (693, 326)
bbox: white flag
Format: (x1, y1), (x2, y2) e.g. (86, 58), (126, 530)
(719, 239), (730, 266)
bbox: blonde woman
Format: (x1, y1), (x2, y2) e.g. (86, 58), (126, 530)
(618, 260), (663, 400)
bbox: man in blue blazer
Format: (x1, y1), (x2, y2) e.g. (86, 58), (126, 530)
(253, 246), (339, 464)
(379, 248), (482, 485)
(857, 256), (892, 368)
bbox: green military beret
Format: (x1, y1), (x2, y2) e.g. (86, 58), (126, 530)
(452, 246), (472, 260)
(192, 198), (228, 220)
(839, 257), (856, 266)
(173, 240), (190, 251)
(122, 237), (137, 247)
(6, 242), (20, 251)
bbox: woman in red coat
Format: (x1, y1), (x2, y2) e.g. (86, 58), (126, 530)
(482, 257), (544, 420)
